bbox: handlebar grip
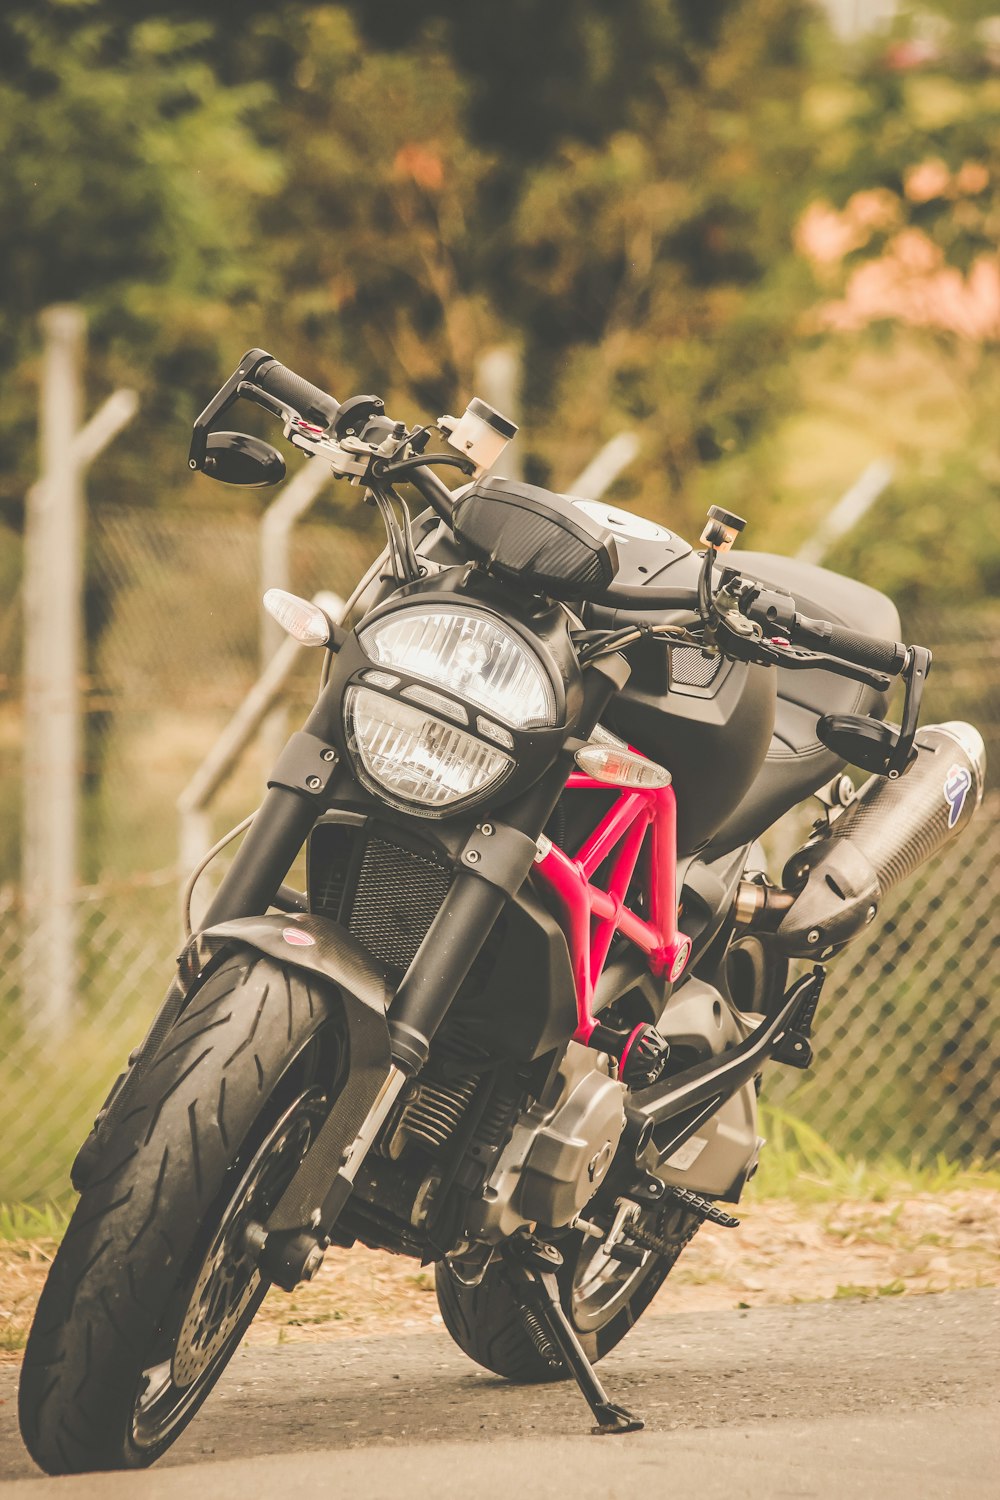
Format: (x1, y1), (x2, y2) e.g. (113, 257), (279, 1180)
(791, 614), (907, 676)
(252, 358), (340, 430)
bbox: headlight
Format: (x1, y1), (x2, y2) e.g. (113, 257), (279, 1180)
(345, 605), (560, 816)
(359, 608), (556, 729)
(345, 687), (514, 814)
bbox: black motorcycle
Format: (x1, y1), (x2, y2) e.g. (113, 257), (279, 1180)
(19, 350), (985, 1472)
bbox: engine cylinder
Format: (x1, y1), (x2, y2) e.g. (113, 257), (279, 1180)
(775, 721), (985, 958)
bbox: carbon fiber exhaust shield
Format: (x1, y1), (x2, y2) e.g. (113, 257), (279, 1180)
(775, 721), (986, 958)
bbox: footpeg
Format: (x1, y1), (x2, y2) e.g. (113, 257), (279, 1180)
(773, 965), (824, 1070)
(503, 1236), (645, 1436)
(771, 1029), (813, 1068)
(668, 1184), (740, 1228)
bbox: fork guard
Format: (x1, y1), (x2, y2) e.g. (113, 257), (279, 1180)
(72, 914), (393, 1198)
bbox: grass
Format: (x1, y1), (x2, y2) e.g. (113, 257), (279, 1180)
(834, 1279), (907, 1301)
(751, 1105), (1000, 1203)
(1, 1113), (996, 1245)
(0, 1201), (70, 1242)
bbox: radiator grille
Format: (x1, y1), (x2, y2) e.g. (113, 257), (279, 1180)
(670, 645), (723, 688)
(310, 823), (452, 974)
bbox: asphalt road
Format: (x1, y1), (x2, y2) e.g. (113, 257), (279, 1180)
(1, 1289), (997, 1498)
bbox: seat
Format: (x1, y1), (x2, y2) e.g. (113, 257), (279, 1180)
(705, 551), (901, 855)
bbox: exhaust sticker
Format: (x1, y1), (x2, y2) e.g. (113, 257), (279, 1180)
(943, 764), (972, 828)
(282, 926), (316, 947)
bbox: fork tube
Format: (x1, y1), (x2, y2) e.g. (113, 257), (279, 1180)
(387, 655), (630, 1073)
(203, 785), (317, 926)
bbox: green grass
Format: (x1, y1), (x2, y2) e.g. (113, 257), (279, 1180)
(751, 1104), (1000, 1203)
(0, 1200), (71, 1241)
(0, 1108), (996, 1248)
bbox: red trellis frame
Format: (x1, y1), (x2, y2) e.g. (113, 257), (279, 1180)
(532, 771), (691, 1047)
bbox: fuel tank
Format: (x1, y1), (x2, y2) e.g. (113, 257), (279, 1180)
(582, 507), (776, 855)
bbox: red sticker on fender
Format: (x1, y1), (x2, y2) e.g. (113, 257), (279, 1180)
(282, 927), (316, 947)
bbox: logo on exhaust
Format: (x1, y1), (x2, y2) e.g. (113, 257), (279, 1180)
(943, 764), (972, 829)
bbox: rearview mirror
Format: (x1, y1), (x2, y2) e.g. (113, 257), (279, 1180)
(203, 431), (286, 487)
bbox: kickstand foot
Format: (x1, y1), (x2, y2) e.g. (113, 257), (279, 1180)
(503, 1235), (645, 1437)
(591, 1402), (644, 1436)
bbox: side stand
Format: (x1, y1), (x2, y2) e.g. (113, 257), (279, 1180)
(502, 1236), (644, 1436)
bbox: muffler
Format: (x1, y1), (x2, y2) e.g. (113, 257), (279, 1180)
(765, 722), (985, 958)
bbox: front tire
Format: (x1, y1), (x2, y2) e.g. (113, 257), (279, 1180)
(19, 948), (341, 1474)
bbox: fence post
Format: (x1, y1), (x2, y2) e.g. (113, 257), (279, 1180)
(474, 347), (522, 481)
(22, 306), (87, 1037)
(795, 459), (894, 567)
(258, 461), (333, 765)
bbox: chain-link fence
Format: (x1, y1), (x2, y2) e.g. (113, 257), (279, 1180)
(0, 504), (997, 1199)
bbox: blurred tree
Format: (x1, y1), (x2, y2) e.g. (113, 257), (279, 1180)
(790, 1), (1000, 606)
(255, 0), (820, 533)
(0, 0), (820, 541)
(0, 3), (281, 513)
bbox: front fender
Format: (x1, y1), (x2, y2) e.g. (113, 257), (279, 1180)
(73, 914), (393, 1192)
(189, 912), (392, 1019)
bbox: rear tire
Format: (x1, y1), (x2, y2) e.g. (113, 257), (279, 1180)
(19, 948), (341, 1475)
(435, 1201), (700, 1383)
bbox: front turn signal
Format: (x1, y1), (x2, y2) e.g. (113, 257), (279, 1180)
(263, 589), (337, 646)
(574, 743), (672, 789)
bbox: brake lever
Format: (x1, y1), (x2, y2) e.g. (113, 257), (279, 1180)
(712, 610), (891, 690)
(886, 644), (931, 775)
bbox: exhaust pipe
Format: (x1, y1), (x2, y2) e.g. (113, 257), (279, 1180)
(769, 722), (986, 959)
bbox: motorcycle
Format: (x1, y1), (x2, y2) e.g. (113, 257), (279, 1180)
(19, 349), (986, 1472)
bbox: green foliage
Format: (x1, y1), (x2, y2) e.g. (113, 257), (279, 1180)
(773, 5), (1000, 605)
(0, 1200), (70, 1242)
(0, 3), (281, 510)
(752, 1104), (1000, 1202)
(0, 0), (995, 596)
(0, 0), (819, 539)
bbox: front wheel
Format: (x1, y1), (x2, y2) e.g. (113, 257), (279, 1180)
(434, 1200), (700, 1384)
(19, 948), (342, 1475)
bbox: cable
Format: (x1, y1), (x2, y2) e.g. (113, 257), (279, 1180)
(371, 489), (404, 580)
(182, 808), (259, 939)
(387, 484), (421, 579)
(697, 545), (717, 628)
(577, 621), (705, 665)
(340, 543), (392, 623)
(371, 452), (474, 483)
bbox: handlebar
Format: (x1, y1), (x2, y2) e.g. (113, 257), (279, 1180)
(785, 615), (907, 676)
(194, 350), (911, 689)
(252, 358), (341, 430)
(593, 576), (910, 683)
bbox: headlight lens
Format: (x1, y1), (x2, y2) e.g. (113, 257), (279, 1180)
(346, 605), (560, 816)
(359, 608), (556, 729)
(345, 686), (513, 815)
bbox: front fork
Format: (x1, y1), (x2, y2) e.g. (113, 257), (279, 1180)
(207, 652), (632, 1076)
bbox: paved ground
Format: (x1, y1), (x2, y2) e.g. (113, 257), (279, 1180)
(1, 1289), (997, 1497)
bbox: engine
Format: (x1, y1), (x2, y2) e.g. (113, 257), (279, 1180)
(464, 1044), (627, 1243)
(339, 1036), (627, 1257)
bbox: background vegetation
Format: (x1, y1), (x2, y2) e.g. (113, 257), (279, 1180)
(0, 2), (997, 1201)
(2, 0), (999, 605)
